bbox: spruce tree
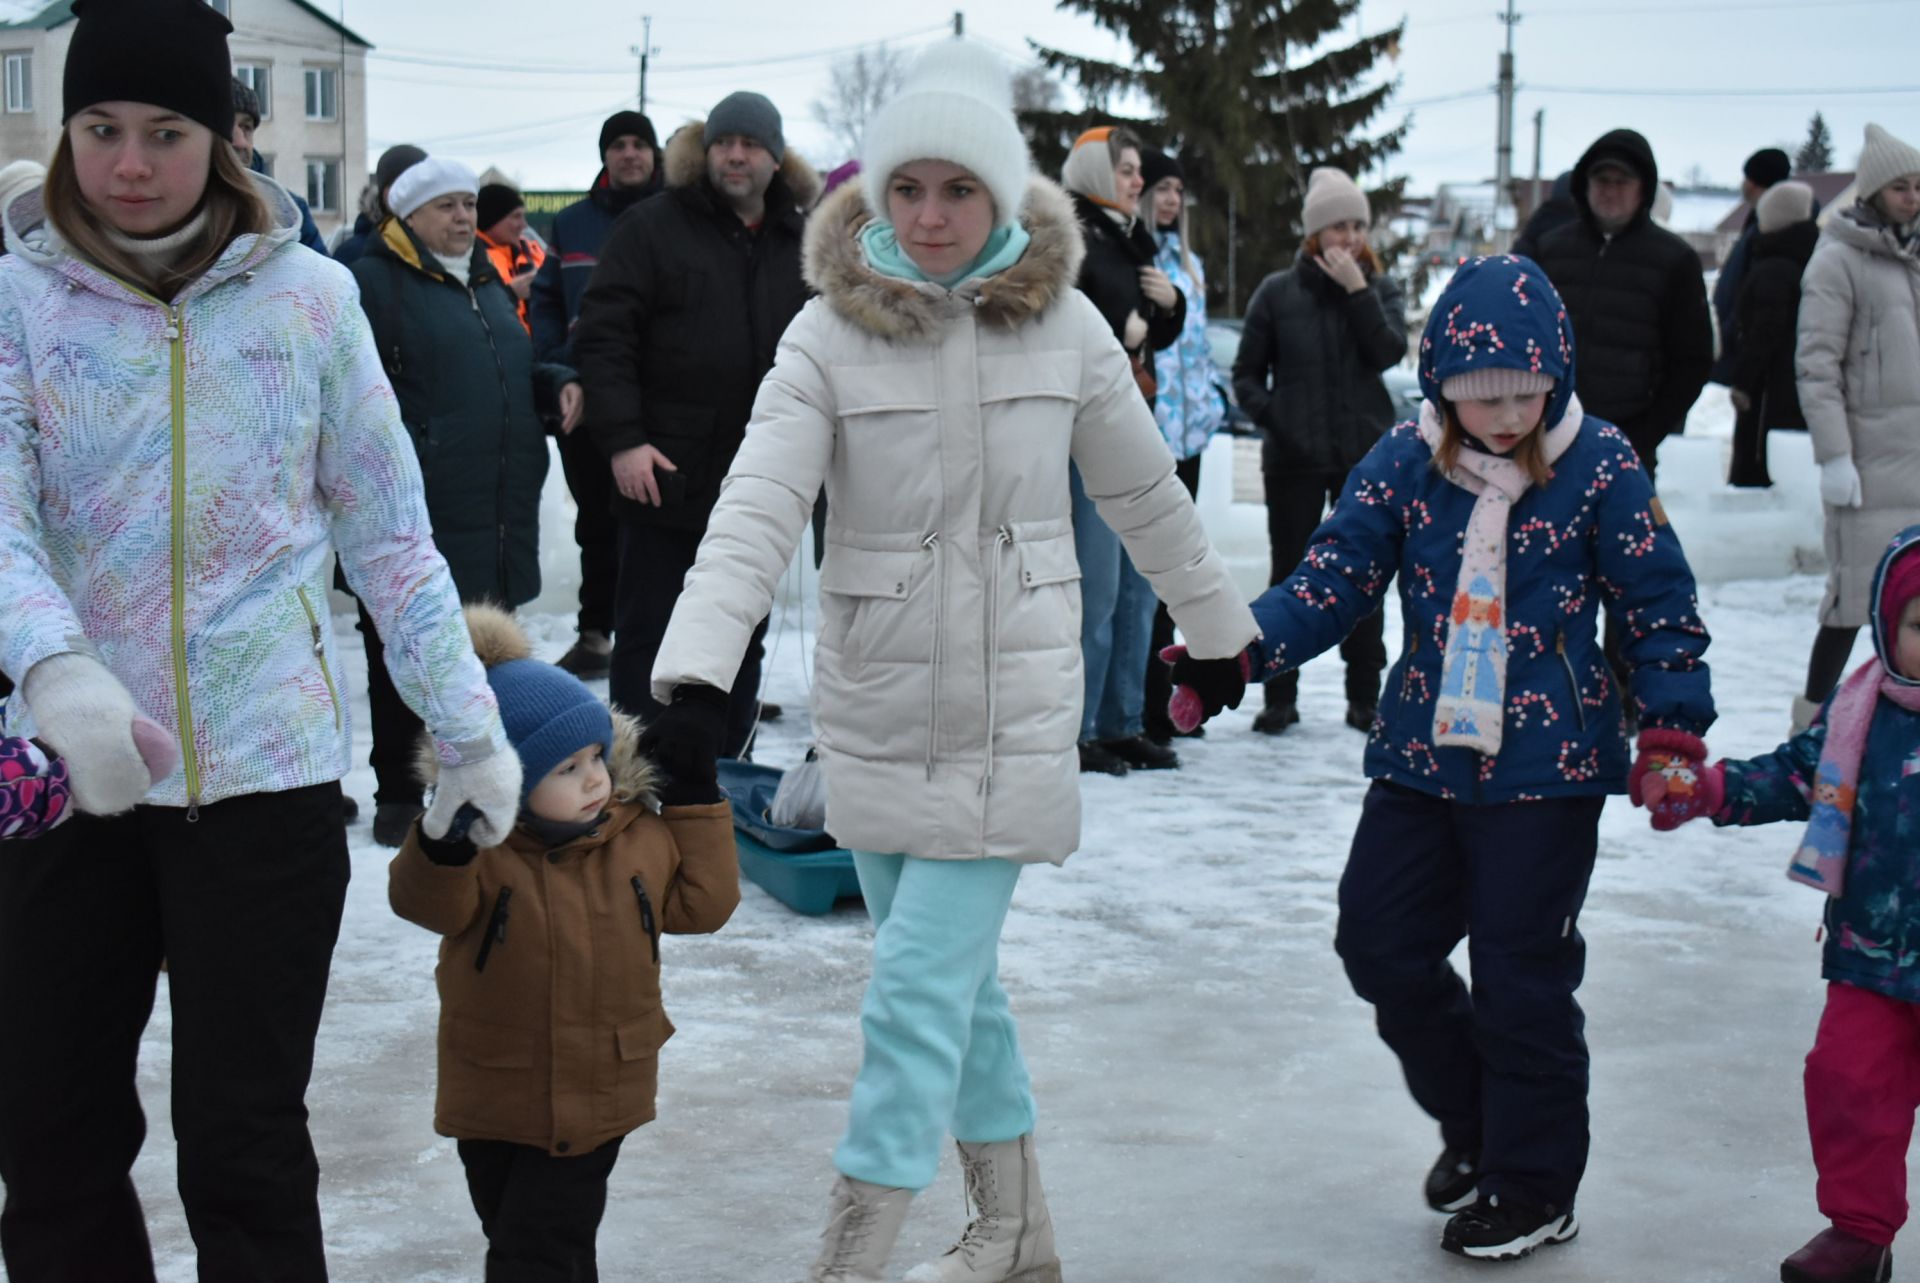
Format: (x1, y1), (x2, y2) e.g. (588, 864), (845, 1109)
(1796, 112), (1834, 174)
(1025, 0), (1407, 314)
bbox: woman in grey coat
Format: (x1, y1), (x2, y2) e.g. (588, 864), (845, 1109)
(1793, 123), (1920, 731)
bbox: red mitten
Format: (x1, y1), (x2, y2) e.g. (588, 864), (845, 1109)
(1629, 729), (1724, 830)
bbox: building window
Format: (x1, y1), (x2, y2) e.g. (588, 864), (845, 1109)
(206, 0), (230, 14)
(3, 53), (30, 114)
(306, 159), (340, 213)
(236, 63), (269, 119)
(303, 67), (337, 121)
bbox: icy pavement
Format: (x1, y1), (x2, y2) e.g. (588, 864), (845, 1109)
(23, 571), (1914, 1283)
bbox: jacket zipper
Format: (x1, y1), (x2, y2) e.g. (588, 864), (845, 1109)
(166, 302), (203, 817)
(469, 283), (516, 601)
(922, 531), (943, 780)
(295, 587), (343, 731)
(474, 886), (514, 972)
(1556, 628), (1588, 731)
(630, 875), (660, 964)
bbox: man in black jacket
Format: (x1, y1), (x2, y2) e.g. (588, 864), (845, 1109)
(573, 92), (816, 756)
(1528, 129), (1714, 485)
(529, 110), (665, 679)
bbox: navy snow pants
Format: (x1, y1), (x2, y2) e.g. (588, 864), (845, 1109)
(1334, 779), (1604, 1211)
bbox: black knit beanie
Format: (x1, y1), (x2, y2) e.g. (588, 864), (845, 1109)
(1140, 150), (1184, 191)
(1743, 147), (1792, 189)
(63, 0), (236, 139)
(477, 183), (524, 233)
(599, 110), (658, 159)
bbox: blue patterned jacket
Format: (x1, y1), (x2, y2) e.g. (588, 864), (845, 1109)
(1247, 256), (1715, 803)
(1716, 525), (1920, 1002)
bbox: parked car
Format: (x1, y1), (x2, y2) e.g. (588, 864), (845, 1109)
(1209, 317), (1422, 432)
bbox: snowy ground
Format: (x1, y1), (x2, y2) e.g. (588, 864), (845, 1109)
(57, 565), (1911, 1283)
(12, 395), (1906, 1282)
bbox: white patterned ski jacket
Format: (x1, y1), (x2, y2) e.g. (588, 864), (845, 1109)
(0, 176), (506, 810)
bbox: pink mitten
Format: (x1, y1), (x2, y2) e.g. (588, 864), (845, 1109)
(1629, 729), (1724, 830)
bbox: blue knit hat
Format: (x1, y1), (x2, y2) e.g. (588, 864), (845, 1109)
(485, 659), (614, 805)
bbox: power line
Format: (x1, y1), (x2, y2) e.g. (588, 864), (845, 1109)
(1527, 82), (1920, 98)
(1412, 0), (1916, 23)
(361, 24), (948, 79)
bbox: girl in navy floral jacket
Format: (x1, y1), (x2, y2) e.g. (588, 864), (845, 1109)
(1650, 525), (1920, 1283)
(1168, 254), (1714, 1261)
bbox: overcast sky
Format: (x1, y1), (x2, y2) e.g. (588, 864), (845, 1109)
(339, 0), (1920, 196)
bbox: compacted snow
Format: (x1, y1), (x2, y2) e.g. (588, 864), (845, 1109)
(15, 399), (1914, 1282)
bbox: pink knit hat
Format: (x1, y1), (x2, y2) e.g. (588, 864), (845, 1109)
(1880, 545), (1920, 641)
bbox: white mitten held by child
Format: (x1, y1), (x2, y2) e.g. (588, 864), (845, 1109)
(424, 750), (522, 849)
(1820, 455), (1864, 509)
(22, 652), (174, 815)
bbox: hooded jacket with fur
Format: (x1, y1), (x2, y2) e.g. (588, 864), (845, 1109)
(0, 174), (506, 807)
(651, 177), (1257, 864)
(389, 605), (738, 1156)
(572, 122), (820, 530)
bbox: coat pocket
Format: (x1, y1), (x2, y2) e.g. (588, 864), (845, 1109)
(440, 1015), (542, 1134)
(817, 543), (930, 667)
(1000, 527), (1083, 654)
(613, 1004), (676, 1119)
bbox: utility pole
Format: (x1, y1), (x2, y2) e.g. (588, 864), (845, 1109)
(1494, 0), (1520, 249)
(1530, 107), (1545, 218)
(631, 15), (654, 113)
(953, 10), (964, 36)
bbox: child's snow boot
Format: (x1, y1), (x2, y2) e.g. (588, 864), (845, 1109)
(1780, 1228), (1892, 1283)
(1424, 1146), (1480, 1213)
(806, 1174), (914, 1283)
(904, 1135), (1063, 1282)
(1441, 1193), (1577, 1261)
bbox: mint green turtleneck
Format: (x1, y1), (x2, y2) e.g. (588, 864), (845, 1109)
(859, 220), (1032, 290)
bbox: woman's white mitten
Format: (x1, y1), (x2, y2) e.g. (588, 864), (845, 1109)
(1820, 455), (1864, 509)
(23, 653), (156, 814)
(423, 750), (523, 848)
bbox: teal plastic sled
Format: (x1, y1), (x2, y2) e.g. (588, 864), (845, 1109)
(716, 759), (862, 915)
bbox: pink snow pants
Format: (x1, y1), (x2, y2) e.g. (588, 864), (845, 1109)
(1805, 981), (1920, 1247)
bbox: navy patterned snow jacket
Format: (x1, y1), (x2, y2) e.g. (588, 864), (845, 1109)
(1247, 255), (1715, 803)
(1716, 526), (1920, 1003)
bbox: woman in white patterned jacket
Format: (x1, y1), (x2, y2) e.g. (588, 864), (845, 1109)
(0, 1), (521, 1276)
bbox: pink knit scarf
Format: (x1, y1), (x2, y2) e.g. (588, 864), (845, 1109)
(1788, 658), (1920, 896)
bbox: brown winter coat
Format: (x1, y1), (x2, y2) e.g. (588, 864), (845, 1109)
(388, 713), (738, 1156)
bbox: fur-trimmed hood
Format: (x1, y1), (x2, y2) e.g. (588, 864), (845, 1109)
(802, 175), (1084, 343)
(416, 605), (659, 808)
(660, 119), (822, 211)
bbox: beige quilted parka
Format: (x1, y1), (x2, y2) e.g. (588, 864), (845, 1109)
(651, 177), (1258, 863)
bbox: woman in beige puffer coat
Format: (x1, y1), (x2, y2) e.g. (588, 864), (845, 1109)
(1794, 122), (1920, 728)
(645, 39), (1257, 1283)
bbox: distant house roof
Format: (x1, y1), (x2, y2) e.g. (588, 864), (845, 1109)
(0, 0), (372, 47)
(1716, 171), (1855, 234)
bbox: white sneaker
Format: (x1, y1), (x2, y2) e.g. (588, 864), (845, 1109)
(807, 1175), (914, 1283)
(904, 1135), (1063, 1283)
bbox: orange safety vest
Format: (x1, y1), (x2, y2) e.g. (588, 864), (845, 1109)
(478, 231), (548, 333)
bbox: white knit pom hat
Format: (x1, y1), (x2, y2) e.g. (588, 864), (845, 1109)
(1856, 123), (1920, 203)
(862, 38), (1032, 229)
(1756, 180), (1815, 234)
(388, 157), (479, 220)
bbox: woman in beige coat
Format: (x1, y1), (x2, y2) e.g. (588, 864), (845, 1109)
(1795, 123), (1920, 729)
(640, 39), (1256, 1283)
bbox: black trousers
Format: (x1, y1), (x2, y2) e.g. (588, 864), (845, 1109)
(611, 519), (767, 759)
(1142, 454), (1203, 741)
(1334, 780), (1604, 1210)
(458, 1137), (623, 1283)
(358, 601), (426, 807)
(1262, 465), (1386, 709)
(555, 426), (619, 638)
(0, 783), (350, 1282)
(1727, 399), (1770, 487)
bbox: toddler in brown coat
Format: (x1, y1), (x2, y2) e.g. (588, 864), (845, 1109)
(389, 604), (738, 1279)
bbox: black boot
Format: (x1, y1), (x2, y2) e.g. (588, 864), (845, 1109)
(1252, 703), (1300, 735)
(1077, 741), (1130, 776)
(1101, 735), (1179, 770)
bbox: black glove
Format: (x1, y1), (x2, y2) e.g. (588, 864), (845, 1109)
(1160, 644), (1254, 733)
(638, 683), (728, 806)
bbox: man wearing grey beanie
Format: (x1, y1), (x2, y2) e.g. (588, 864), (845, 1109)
(572, 92), (819, 752)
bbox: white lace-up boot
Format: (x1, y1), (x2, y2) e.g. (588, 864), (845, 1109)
(806, 1175), (915, 1283)
(903, 1135), (1062, 1282)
